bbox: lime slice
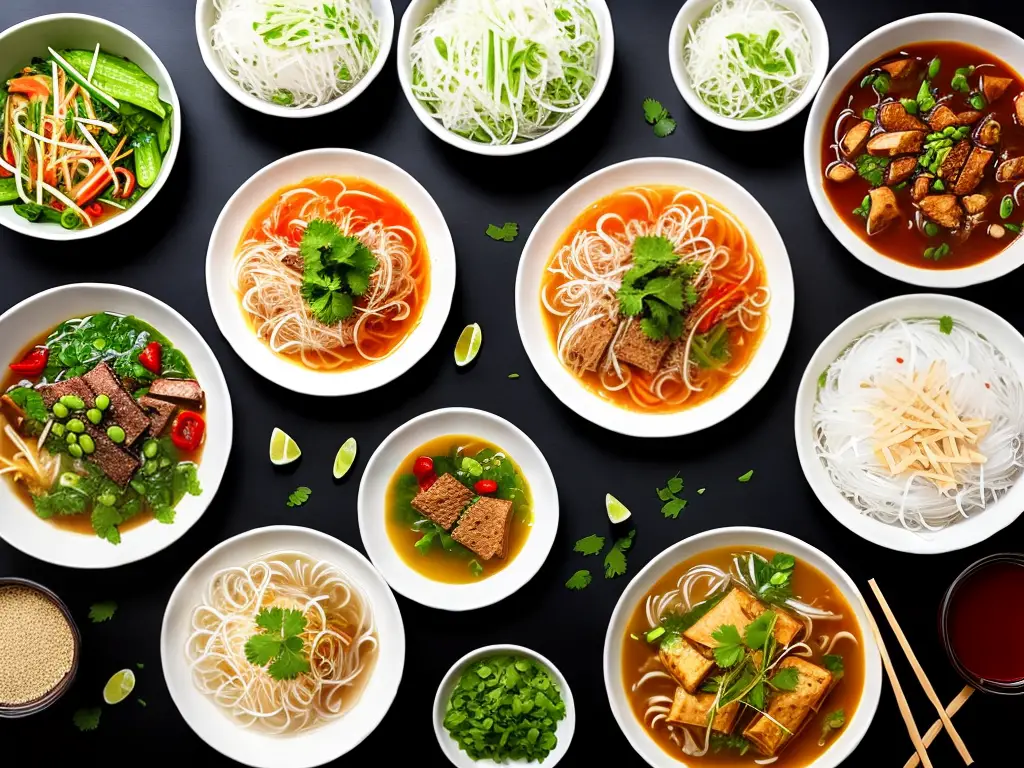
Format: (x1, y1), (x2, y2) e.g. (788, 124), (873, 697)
(454, 323), (482, 367)
(269, 427), (301, 465)
(333, 437), (357, 479)
(606, 493), (631, 524)
(103, 669), (135, 705)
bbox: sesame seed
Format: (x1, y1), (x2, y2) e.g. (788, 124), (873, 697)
(0, 586), (76, 705)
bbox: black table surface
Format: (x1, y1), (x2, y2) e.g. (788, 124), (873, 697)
(1, 0), (1021, 764)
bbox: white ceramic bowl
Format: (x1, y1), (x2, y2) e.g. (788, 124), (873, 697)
(206, 148), (456, 396)
(396, 0), (614, 156)
(669, 0), (828, 132)
(804, 13), (1024, 288)
(195, 0), (394, 118)
(357, 407), (558, 611)
(603, 526), (882, 768)
(515, 157), (795, 437)
(433, 644), (575, 767)
(795, 293), (1024, 554)
(0, 13), (181, 241)
(161, 525), (405, 768)
(0, 283), (231, 569)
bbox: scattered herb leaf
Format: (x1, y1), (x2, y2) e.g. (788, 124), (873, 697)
(573, 534), (606, 556)
(822, 653), (845, 681)
(710, 733), (752, 755)
(770, 666), (800, 691)
(485, 222), (519, 242)
(819, 709), (846, 746)
(287, 486), (312, 507)
(939, 315), (953, 335)
(711, 624), (745, 668)
(73, 707), (101, 732)
(468, 559), (484, 577)
(604, 530), (635, 579)
(855, 154), (890, 188)
(88, 601), (118, 623)
(643, 98), (676, 137)
(565, 569), (592, 590)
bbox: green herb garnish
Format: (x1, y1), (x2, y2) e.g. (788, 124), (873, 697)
(710, 733), (752, 755)
(657, 473), (687, 518)
(299, 219), (377, 325)
(855, 155), (890, 187)
(617, 236), (699, 342)
(819, 709), (846, 746)
(4, 386), (47, 422)
(939, 316), (953, 335)
(243, 606), (311, 681)
(822, 653), (845, 680)
(642, 98), (676, 137)
(468, 559), (484, 577)
(861, 106), (877, 122)
(507, 372), (520, 379)
(711, 623), (746, 668)
(573, 534), (605, 556)
(769, 665), (800, 691)
(485, 222), (519, 242)
(565, 569), (592, 590)
(73, 707), (101, 732)
(916, 78), (936, 112)
(286, 486), (312, 507)
(604, 529), (635, 578)
(88, 601), (117, 623)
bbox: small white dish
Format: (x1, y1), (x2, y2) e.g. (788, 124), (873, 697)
(804, 13), (1024, 288)
(433, 644), (575, 768)
(396, 0), (614, 156)
(0, 283), (232, 569)
(795, 293), (1024, 554)
(0, 13), (181, 240)
(161, 525), (405, 768)
(515, 156), (795, 437)
(357, 407), (558, 611)
(206, 148), (456, 397)
(195, 0), (394, 118)
(668, 0), (828, 132)
(603, 526), (882, 768)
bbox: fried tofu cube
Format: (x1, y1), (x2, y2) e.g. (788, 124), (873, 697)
(410, 473), (473, 531)
(743, 657), (833, 756)
(952, 147), (994, 195)
(659, 635), (715, 693)
(826, 162), (856, 183)
(614, 320), (671, 375)
(879, 102), (928, 132)
(962, 193), (991, 215)
(866, 130), (924, 157)
(928, 105), (959, 132)
(956, 110), (982, 125)
(667, 688), (741, 733)
(840, 120), (871, 157)
(981, 74), (1014, 103)
(683, 589), (803, 653)
(564, 304), (619, 373)
(912, 174), (933, 202)
(451, 497), (514, 560)
(920, 195), (964, 229)
(996, 157), (1024, 183)
(867, 187), (900, 236)
(732, 589), (803, 647)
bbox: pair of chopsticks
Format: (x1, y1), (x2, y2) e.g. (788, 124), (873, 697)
(861, 578), (974, 768)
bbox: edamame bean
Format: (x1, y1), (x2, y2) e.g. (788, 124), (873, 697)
(93, 338), (107, 350)
(143, 440), (159, 459)
(107, 425), (126, 444)
(95, 394), (111, 411)
(86, 408), (103, 425)
(51, 423), (66, 437)
(97, 492), (116, 507)
(67, 418), (85, 434)
(66, 432), (77, 445)
(79, 434), (96, 455)
(143, 459), (158, 476)
(59, 395), (85, 411)
(68, 444), (83, 458)
(52, 402), (69, 419)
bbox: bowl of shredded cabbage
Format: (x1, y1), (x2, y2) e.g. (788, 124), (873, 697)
(397, 0), (614, 156)
(669, 0), (828, 132)
(196, 0), (394, 118)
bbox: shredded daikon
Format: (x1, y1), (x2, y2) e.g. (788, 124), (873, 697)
(409, 0), (600, 145)
(684, 0), (812, 120)
(211, 0), (381, 108)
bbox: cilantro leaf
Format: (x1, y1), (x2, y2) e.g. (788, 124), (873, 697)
(604, 547), (627, 578)
(819, 709), (846, 746)
(287, 486), (312, 507)
(299, 219), (377, 325)
(245, 607), (310, 681)
(642, 98), (668, 124)
(666, 475), (684, 494)
(939, 315), (953, 334)
(485, 222), (518, 242)
(73, 707), (101, 731)
(256, 605), (286, 632)
(855, 154), (890, 187)
(710, 733), (751, 755)
(738, 470), (754, 483)
(281, 608), (306, 637)
(573, 534), (605, 556)
(565, 569), (592, 590)
(747, 679), (766, 710)
(743, 611), (776, 649)
(653, 117), (677, 138)
(711, 624), (744, 668)
(617, 237), (700, 341)
(5, 386), (48, 422)
(88, 601), (117, 623)
(822, 653), (845, 680)
(633, 235), (678, 266)
(770, 666), (800, 691)
(469, 559), (484, 577)
(661, 498), (686, 519)
(244, 633), (282, 666)
(91, 505), (122, 545)
(268, 646), (311, 680)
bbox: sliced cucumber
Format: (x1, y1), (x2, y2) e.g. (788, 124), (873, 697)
(48, 47), (120, 112)
(60, 49), (164, 119)
(132, 132), (161, 188)
(157, 103), (173, 154)
(0, 177), (19, 204)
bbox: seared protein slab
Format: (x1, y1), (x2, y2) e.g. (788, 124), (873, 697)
(658, 634), (715, 693)
(667, 687), (741, 734)
(451, 497), (514, 560)
(743, 656), (833, 756)
(410, 473), (473, 531)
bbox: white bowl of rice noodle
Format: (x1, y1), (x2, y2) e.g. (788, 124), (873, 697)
(397, 0), (614, 156)
(796, 293), (1024, 554)
(196, 0), (394, 117)
(161, 525), (405, 768)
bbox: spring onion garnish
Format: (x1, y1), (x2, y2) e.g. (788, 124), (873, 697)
(684, 0), (813, 120)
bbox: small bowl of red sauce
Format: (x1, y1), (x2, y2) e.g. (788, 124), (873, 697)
(940, 553), (1024, 695)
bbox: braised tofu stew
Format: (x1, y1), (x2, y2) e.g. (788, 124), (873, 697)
(823, 42), (1024, 269)
(0, 312), (206, 543)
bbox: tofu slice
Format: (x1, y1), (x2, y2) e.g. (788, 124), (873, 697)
(742, 657), (833, 756)
(951, 147), (994, 195)
(866, 187), (900, 236)
(667, 687), (740, 734)
(613, 319), (671, 374)
(732, 589), (803, 647)
(659, 635), (715, 693)
(878, 102), (928, 132)
(865, 130), (924, 157)
(840, 120), (871, 157)
(564, 305), (619, 373)
(410, 473), (473, 531)
(927, 105), (958, 132)
(683, 589), (804, 653)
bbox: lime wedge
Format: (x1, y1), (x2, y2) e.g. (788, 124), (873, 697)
(606, 493), (631, 524)
(269, 427), (301, 465)
(103, 669), (135, 705)
(333, 437), (357, 479)
(454, 323), (482, 367)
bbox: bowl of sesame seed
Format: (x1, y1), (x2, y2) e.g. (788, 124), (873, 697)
(0, 578), (80, 717)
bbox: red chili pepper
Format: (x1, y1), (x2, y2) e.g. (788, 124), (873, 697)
(413, 456), (434, 477)
(51, 200), (66, 212)
(9, 346), (49, 377)
(0, 145), (14, 179)
(696, 282), (739, 334)
(171, 411), (205, 452)
(473, 479), (498, 495)
(85, 202), (103, 218)
(139, 341), (162, 374)
(418, 472), (437, 491)
(115, 167), (136, 199)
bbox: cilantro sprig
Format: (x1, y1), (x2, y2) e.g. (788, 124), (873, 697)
(287, 486), (311, 507)
(73, 707), (101, 732)
(299, 219), (377, 325)
(88, 601), (117, 623)
(617, 236), (699, 342)
(657, 473), (687, 518)
(485, 222), (518, 242)
(573, 534), (605, 555)
(565, 569), (592, 590)
(643, 98), (677, 137)
(604, 529), (635, 578)
(244, 607), (311, 681)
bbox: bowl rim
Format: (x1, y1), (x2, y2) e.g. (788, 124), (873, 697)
(0, 281), (233, 568)
(601, 525), (883, 768)
(204, 146), (456, 397)
(432, 643), (576, 767)
(802, 12), (1024, 288)
(668, 0), (830, 132)
(159, 524), (406, 768)
(395, 0), (615, 156)
(0, 12), (182, 241)
(356, 406), (559, 611)
(194, 0), (395, 118)
(514, 155), (795, 437)
(794, 293), (1024, 554)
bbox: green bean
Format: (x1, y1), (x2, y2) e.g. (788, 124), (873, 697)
(79, 434), (96, 455)
(95, 394), (111, 411)
(928, 57), (941, 79)
(1001, 196), (1015, 220)
(52, 402), (69, 419)
(86, 408), (103, 425)
(107, 425), (126, 444)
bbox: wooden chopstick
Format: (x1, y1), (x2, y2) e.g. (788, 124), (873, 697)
(868, 579), (974, 765)
(904, 686), (975, 768)
(859, 595), (934, 768)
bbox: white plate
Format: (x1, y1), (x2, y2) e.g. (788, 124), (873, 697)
(0, 13), (181, 241)
(515, 157), (795, 437)
(803, 13), (1024, 288)
(195, 0), (394, 118)
(795, 293), (1024, 554)
(357, 407), (558, 611)
(206, 148), (456, 396)
(161, 525), (405, 768)
(396, 0), (614, 156)
(603, 526), (882, 768)
(433, 644), (575, 767)
(0, 283), (231, 569)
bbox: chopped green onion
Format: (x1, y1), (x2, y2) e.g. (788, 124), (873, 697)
(646, 627), (666, 643)
(1000, 196), (1014, 219)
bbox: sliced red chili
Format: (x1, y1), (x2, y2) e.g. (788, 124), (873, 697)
(115, 167), (136, 199)
(85, 202), (103, 218)
(9, 346), (49, 377)
(0, 145), (14, 178)
(171, 411), (205, 452)
(696, 282), (739, 334)
(138, 341), (162, 374)
(473, 479), (498, 494)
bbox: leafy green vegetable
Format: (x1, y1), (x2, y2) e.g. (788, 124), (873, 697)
(916, 78), (936, 112)
(287, 486), (312, 507)
(299, 219), (377, 325)
(691, 322), (730, 369)
(861, 106), (877, 122)
(819, 708), (846, 746)
(770, 666), (800, 691)
(738, 470), (754, 483)
(656, 473), (688, 518)
(4, 387), (47, 422)
(88, 601), (117, 623)
(939, 315), (953, 335)
(642, 98), (676, 137)
(565, 569), (592, 590)
(443, 654), (566, 762)
(485, 222), (519, 242)
(73, 707), (101, 732)
(573, 534), (605, 556)
(711, 624), (745, 668)
(710, 733), (751, 755)
(736, 551), (795, 607)
(604, 529), (635, 578)
(855, 154), (890, 187)
(244, 607), (311, 681)
(818, 368), (829, 389)
(852, 194), (871, 219)
(617, 236), (699, 342)
(743, 611), (775, 650)
(899, 97), (919, 114)
(468, 559), (484, 577)
(822, 653), (845, 680)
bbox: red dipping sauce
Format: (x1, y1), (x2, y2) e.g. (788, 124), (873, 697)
(941, 555), (1024, 694)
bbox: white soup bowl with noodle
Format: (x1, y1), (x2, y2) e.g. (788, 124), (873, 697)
(161, 525), (405, 768)
(795, 294), (1024, 554)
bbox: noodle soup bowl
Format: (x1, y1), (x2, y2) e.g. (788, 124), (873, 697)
(206, 148), (456, 396)
(603, 526), (882, 768)
(161, 525), (405, 768)
(516, 157), (794, 437)
(795, 294), (1024, 554)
